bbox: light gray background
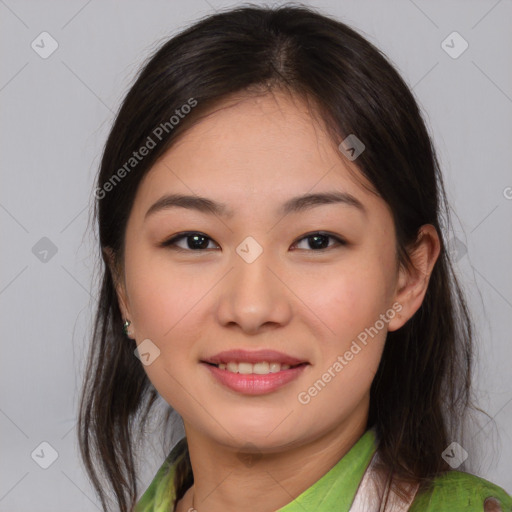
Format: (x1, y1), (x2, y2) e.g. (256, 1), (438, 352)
(1, 0), (511, 510)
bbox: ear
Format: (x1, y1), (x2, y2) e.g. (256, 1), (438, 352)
(102, 247), (132, 325)
(387, 224), (441, 332)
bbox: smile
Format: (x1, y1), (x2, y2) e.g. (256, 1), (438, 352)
(206, 361), (305, 375)
(201, 361), (309, 395)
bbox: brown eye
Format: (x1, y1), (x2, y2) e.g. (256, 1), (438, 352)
(291, 232), (347, 251)
(161, 232), (220, 251)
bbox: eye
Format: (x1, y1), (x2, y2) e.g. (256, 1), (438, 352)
(160, 232), (220, 251)
(160, 231), (346, 252)
(291, 231), (347, 251)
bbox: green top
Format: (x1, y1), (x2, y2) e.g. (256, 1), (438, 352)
(135, 428), (512, 511)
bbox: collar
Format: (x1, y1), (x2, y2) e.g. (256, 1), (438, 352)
(276, 426), (379, 511)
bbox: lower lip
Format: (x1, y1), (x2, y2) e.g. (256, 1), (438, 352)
(201, 362), (308, 395)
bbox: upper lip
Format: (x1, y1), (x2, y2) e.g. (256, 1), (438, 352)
(201, 349), (308, 366)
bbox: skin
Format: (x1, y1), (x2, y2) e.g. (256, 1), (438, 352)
(110, 90), (440, 512)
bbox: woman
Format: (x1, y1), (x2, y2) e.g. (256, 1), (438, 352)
(78, 4), (512, 511)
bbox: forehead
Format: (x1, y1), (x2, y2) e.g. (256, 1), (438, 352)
(168, 90), (346, 175)
(132, 90), (386, 221)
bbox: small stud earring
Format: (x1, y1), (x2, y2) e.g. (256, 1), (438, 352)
(123, 319), (133, 337)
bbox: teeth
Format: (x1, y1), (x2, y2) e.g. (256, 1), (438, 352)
(269, 362), (281, 373)
(227, 362), (238, 373)
(216, 361), (293, 374)
(238, 362), (253, 374)
(253, 362), (269, 374)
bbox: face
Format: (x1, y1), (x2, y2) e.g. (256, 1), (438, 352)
(115, 90), (407, 452)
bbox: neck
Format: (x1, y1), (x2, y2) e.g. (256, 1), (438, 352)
(180, 408), (369, 512)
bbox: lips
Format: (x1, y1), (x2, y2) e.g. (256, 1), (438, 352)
(201, 349), (308, 367)
(202, 356), (309, 395)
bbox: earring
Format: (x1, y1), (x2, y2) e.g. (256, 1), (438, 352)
(123, 319), (133, 337)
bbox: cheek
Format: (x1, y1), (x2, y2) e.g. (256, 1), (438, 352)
(297, 272), (387, 423)
(124, 260), (206, 409)
(305, 261), (393, 342)
(125, 247), (211, 339)
(299, 257), (393, 404)
(123, 253), (217, 393)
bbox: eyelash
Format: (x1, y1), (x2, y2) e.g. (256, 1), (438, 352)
(160, 231), (347, 252)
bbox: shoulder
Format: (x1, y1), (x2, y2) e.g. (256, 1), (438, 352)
(409, 470), (512, 512)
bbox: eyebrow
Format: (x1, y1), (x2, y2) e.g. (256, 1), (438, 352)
(144, 191), (366, 220)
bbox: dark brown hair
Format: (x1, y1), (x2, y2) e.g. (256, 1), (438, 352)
(78, 3), (481, 511)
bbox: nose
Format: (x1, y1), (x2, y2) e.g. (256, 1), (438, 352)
(215, 246), (292, 335)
